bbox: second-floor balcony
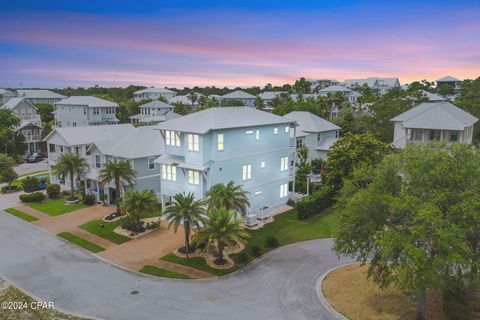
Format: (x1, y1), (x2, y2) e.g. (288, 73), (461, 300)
(16, 114), (41, 121)
(24, 134), (42, 142)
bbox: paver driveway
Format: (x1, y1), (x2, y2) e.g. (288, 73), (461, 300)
(0, 210), (353, 320)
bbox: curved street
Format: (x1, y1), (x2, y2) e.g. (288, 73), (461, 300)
(0, 210), (352, 320)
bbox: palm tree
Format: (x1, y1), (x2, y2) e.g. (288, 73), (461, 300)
(194, 207), (250, 265)
(98, 160), (136, 215)
(163, 193), (205, 258)
(206, 181), (250, 217)
(121, 190), (158, 232)
(52, 153), (88, 201)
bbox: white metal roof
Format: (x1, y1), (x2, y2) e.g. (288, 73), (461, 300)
(134, 87), (175, 94)
(44, 123), (133, 145)
(221, 90), (256, 99)
(139, 100), (174, 109)
(2, 98), (37, 110)
(55, 96), (118, 108)
(436, 76), (461, 82)
(259, 91), (285, 100)
(155, 107), (294, 134)
(284, 111), (340, 136)
(390, 102), (478, 130)
(318, 85), (353, 93)
(17, 89), (66, 99)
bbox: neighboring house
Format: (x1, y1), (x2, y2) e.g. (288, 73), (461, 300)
(307, 79), (340, 91)
(0, 89), (17, 105)
(420, 90), (447, 102)
(284, 111), (340, 160)
(259, 91), (285, 105)
(436, 76), (462, 92)
(344, 77), (401, 95)
(318, 85), (362, 104)
(44, 124), (134, 189)
(2, 98), (42, 154)
(130, 100), (180, 125)
(168, 94), (203, 108)
(154, 107), (297, 214)
(221, 90), (256, 107)
(133, 87), (176, 102)
(391, 101), (478, 148)
(85, 126), (164, 204)
(17, 89), (66, 104)
(290, 93), (319, 102)
(53, 96), (119, 127)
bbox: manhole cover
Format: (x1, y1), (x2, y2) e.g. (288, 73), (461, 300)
(130, 290), (139, 295)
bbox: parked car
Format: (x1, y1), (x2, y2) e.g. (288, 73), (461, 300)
(27, 153), (44, 163)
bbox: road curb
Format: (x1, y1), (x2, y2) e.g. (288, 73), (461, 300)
(316, 263), (359, 320)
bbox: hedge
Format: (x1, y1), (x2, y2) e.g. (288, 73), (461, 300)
(1, 185), (20, 194)
(295, 185), (335, 220)
(46, 184), (61, 198)
(19, 192), (46, 203)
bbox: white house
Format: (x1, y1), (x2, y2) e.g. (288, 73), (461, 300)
(307, 79), (340, 91)
(17, 89), (66, 104)
(0, 89), (17, 105)
(318, 85), (362, 105)
(391, 101), (478, 148)
(284, 111), (340, 160)
(344, 77), (401, 95)
(168, 93), (203, 108)
(2, 98), (42, 154)
(54, 96), (119, 127)
(436, 76), (462, 92)
(221, 90), (256, 107)
(130, 100), (180, 125)
(133, 87), (176, 102)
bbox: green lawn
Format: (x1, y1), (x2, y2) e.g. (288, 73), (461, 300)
(160, 209), (339, 276)
(57, 232), (105, 253)
(139, 265), (192, 279)
(4, 208), (38, 222)
(79, 219), (131, 245)
(27, 197), (87, 216)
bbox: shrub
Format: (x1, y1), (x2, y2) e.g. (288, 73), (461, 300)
(19, 192), (45, 203)
(1, 185), (19, 194)
(0, 168), (18, 184)
(251, 245), (262, 257)
(46, 184), (61, 198)
(145, 221), (160, 230)
(23, 176), (40, 193)
(82, 194), (96, 205)
(120, 215), (145, 233)
(295, 185), (335, 220)
(265, 235), (279, 248)
(236, 252), (249, 264)
(61, 190), (71, 196)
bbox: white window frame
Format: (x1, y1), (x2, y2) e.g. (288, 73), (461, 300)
(255, 129), (260, 141)
(245, 130), (253, 135)
(242, 164), (252, 181)
(95, 155), (101, 168)
(285, 126), (290, 133)
(187, 170), (200, 185)
(148, 156), (155, 170)
(261, 160), (266, 168)
(280, 183), (288, 198)
(217, 133), (224, 151)
(165, 130), (181, 147)
(187, 134), (199, 151)
(255, 190), (263, 196)
(162, 164), (177, 181)
(280, 156), (288, 171)
(274, 127), (279, 135)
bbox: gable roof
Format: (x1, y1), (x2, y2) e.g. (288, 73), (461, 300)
(134, 87), (175, 94)
(55, 96), (118, 108)
(139, 100), (174, 109)
(259, 91), (285, 100)
(0, 89), (15, 95)
(344, 77), (400, 88)
(318, 85), (353, 93)
(168, 95), (196, 105)
(91, 126), (163, 159)
(44, 123), (133, 145)
(17, 89), (66, 99)
(155, 107), (294, 134)
(284, 111), (340, 136)
(420, 90), (446, 102)
(436, 76), (461, 82)
(222, 90), (256, 99)
(2, 98), (37, 110)
(390, 102), (478, 130)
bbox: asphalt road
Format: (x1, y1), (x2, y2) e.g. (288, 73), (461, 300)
(0, 211), (352, 320)
(14, 160), (48, 176)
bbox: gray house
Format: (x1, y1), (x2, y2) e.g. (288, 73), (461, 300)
(85, 126), (164, 203)
(221, 90), (256, 107)
(284, 111), (340, 160)
(130, 100), (180, 125)
(344, 77), (400, 95)
(17, 89), (66, 104)
(391, 101), (478, 148)
(0, 89), (17, 105)
(436, 76), (462, 92)
(54, 96), (119, 127)
(133, 87), (176, 102)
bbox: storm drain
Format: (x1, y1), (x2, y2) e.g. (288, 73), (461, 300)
(130, 290), (140, 295)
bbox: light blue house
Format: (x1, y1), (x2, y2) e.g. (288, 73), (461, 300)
(154, 107), (297, 214)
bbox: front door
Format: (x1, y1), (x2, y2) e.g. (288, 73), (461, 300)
(109, 188), (117, 205)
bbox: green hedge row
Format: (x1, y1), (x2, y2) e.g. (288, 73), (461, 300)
(19, 192), (45, 203)
(295, 185), (335, 220)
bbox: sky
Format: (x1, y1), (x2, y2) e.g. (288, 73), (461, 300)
(1, 0), (479, 89)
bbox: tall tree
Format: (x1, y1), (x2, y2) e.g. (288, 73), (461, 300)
(206, 181), (250, 217)
(98, 160), (137, 215)
(34, 103), (55, 123)
(163, 192), (205, 258)
(292, 77), (312, 94)
(455, 77), (480, 140)
(52, 153), (88, 201)
(334, 143), (480, 320)
(194, 207), (250, 264)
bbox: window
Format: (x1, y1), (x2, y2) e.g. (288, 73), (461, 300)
(187, 134), (199, 151)
(165, 130), (181, 146)
(73, 122), (77, 127)
(148, 156), (155, 170)
(49, 144), (55, 153)
(242, 164), (252, 181)
(217, 133), (224, 151)
(95, 155), (101, 168)
(75, 147), (80, 154)
(430, 130), (441, 141)
(255, 190), (262, 196)
(280, 183), (288, 198)
(450, 131), (458, 142)
(245, 130), (253, 135)
(60, 146), (64, 153)
(255, 129), (260, 140)
(285, 126), (290, 133)
(188, 170), (200, 185)
(414, 129), (423, 141)
(161, 164), (177, 181)
(261, 160), (266, 168)
(296, 139), (303, 149)
(84, 107), (86, 115)
(274, 127), (279, 135)
(280, 156), (288, 171)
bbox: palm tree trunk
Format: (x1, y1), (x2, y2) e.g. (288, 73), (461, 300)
(115, 178), (121, 215)
(417, 286), (426, 320)
(184, 219), (190, 259)
(69, 171), (75, 200)
(218, 241), (224, 261)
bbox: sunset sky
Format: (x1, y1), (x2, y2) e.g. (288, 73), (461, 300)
(1, 0), (479, 88)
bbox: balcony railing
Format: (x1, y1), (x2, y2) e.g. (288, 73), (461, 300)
(16, 114), (41, 121)
(24, 134), (42, 142)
